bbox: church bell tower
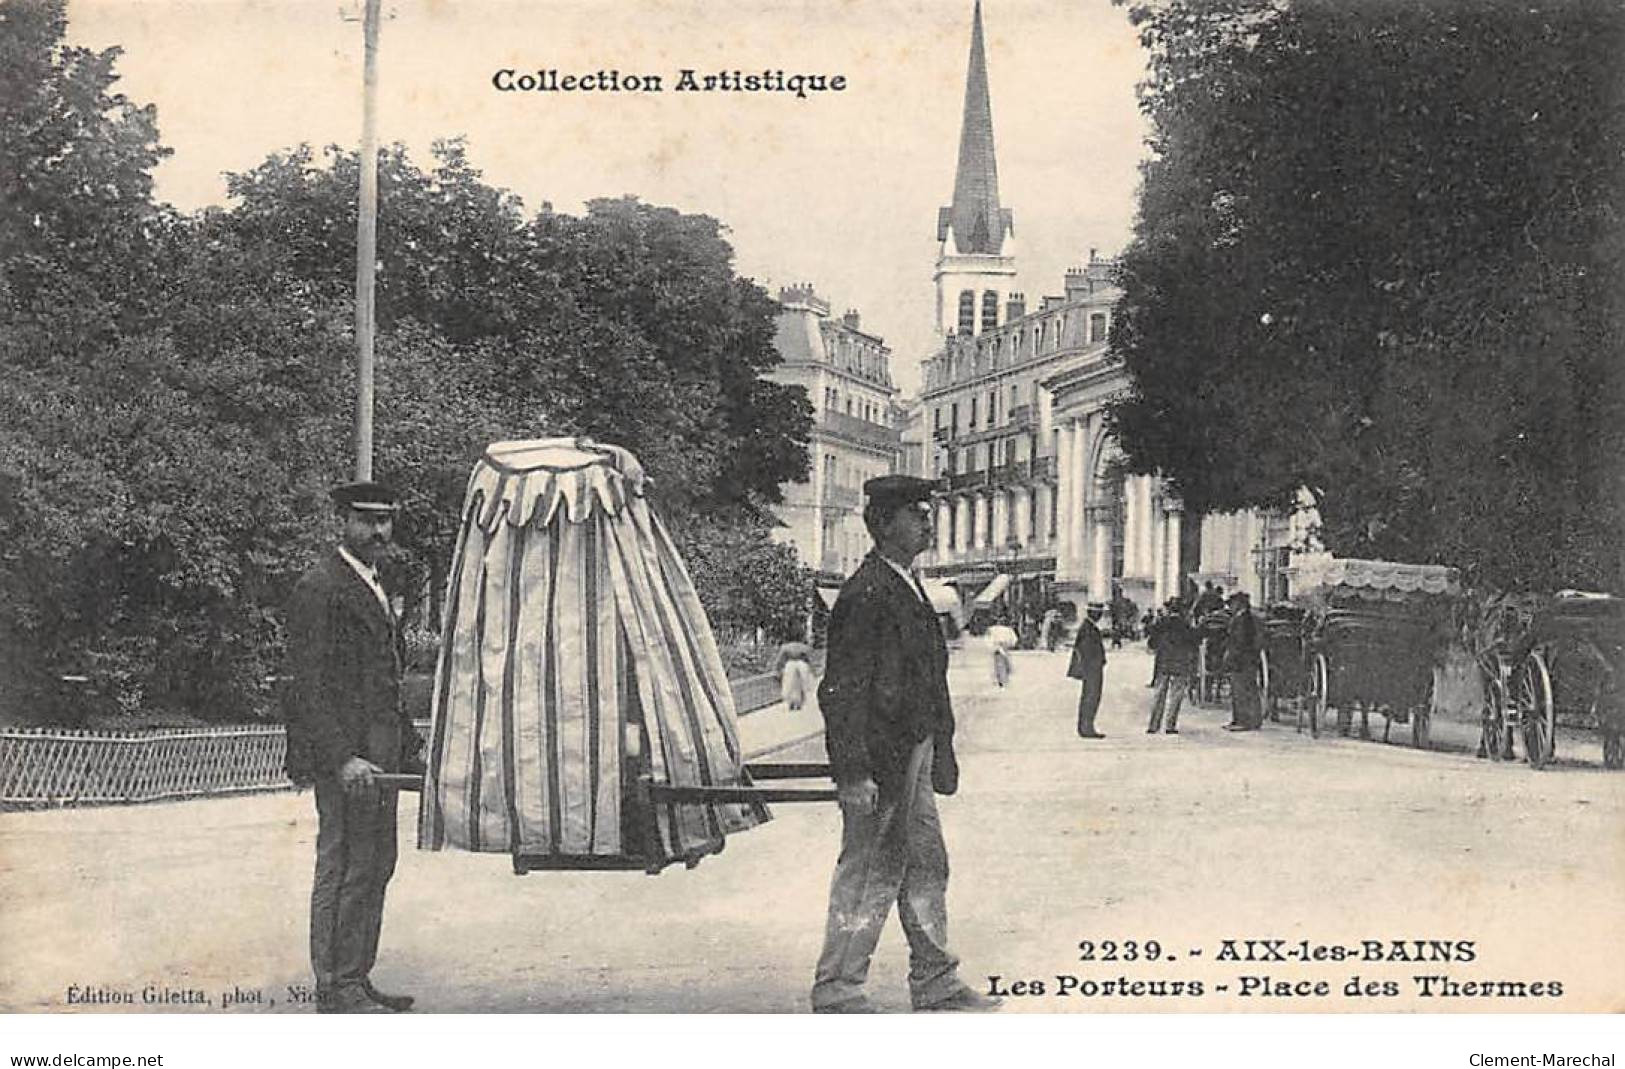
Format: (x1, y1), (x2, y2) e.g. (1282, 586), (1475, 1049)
(934, 0), (1017, 339)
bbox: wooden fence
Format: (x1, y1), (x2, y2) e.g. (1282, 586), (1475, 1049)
(0, 656), (823, 809)
(0, 725), (291, 807)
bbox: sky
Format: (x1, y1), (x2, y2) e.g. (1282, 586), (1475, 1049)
(65, 0), (1152, 397)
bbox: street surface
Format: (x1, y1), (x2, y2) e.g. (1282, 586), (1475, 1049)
(3, 641), (1622, 1013)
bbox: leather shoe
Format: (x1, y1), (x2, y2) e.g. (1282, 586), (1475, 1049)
(1165, 728), (1179, 734)
(318, 985), (390, 1014)
(916, 987), (1004, 1012)
(363, 980), (415, 1012)
(812, 996), (875, 1014)
(1078, 731), (1105, 739)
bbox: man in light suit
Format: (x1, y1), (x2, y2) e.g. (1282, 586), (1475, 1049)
(285, 481), (423, 1014)
(810, 475), (1000, 1014)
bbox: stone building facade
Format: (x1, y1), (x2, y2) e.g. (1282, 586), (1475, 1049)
(767, 285), (903, 588)
(914, 1), (1297, 622)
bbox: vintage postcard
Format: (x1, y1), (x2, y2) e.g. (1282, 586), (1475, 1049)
(2, 0), (1621, 1062)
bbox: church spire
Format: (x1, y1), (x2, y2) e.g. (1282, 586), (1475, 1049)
(939, 0), (1011, 256)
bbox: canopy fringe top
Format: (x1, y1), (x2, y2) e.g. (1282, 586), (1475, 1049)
(467, 437), (649, 531)
(1287, 554), (1461, 597)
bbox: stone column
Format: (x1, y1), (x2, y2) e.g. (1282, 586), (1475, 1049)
(810, 447), (825, 570)
(1141, 478), (1157, 580)
(1089, 504), (1112, 604)
(1013, 487), (1031, 548)
(1055, 423), (1074, 578)
(991, 489), (1009, 551)
(973, 493), (988, 551)
(1069, 419), (1088, 576)
(1164, 502), (1183, 600)
(1121, 476), (1141, 579)
(936, 498), (953, 559)
(955, 495), (972, 555)
(1152, 494), (1167, 605)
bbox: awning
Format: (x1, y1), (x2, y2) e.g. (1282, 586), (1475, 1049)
(972, 573), (1012, 606)
(1287, 554), (1460, 597)
(921, 581), (962, 616)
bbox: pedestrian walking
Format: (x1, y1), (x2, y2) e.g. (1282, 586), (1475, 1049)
(1069, 604), (1108, 738)
(810, 475), (1001, 1015)
(1109, 587), (1135, 649)
(778, 641), (815, 711)
(283, 481), (423, 1014)
(1040, 608), (1060, 651)
(1147, 600), (1197, 734)
(987, 618), (1018, 688)
(1223, 591), (1264, 731)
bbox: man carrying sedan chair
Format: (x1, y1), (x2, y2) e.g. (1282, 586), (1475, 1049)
(284, 480), (424, 1014)
(810, 475), (1001, 1014)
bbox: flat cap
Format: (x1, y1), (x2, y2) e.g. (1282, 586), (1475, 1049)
(330, 480), (399, 512)
(862, 475), (939, 511)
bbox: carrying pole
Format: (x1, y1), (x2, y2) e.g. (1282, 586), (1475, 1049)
(353, 0), (381, 481)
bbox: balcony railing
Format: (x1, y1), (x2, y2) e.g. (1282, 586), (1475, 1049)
(1009, 404), (1035, 428)
(821, 483), (862, 509)
(947, 470), (991, 491)
(820, 410), (901, 449)
(938, 459), (1059, 492)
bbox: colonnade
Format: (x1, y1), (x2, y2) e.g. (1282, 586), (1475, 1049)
(1052, 412), (1183, 607)
(925, 412), (1186, 613)
(934, 482), (1054, 559)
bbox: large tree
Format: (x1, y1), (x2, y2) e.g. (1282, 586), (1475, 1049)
(221, 150), (813, 511)
(1109, 0), (1625, 592)
(1, 8), (815, 722)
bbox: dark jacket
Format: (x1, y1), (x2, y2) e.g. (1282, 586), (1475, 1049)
(283, 550), (421, 784)
(817, 552), (958, 796)
(1067, 618), (1107, 679)
(1155, 615), (1199, 676)
(1223, 608), (1262, 672)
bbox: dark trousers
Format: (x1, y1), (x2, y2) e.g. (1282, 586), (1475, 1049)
(1076, 669), (1103, 735)
(812, 740), (961, 1011)
(1148, 672), (1189, 732)
(311, 779), (399, 994)
(1229, 669), (1262, 728)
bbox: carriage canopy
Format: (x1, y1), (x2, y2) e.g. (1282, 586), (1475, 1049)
(417, 438), (768, 872)
(1287, 553), (1461, 603)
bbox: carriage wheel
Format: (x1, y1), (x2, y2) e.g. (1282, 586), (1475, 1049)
(1479, 672), (1509, 761)
(1516, 652), (1556, 770)
(1603, 730), (1624, 771)
(1259, 650), (1275, 723)
(1411, 703), (1431, 751)
(1307, 652), (1327, 739)
(1196, 640), (1209, 704)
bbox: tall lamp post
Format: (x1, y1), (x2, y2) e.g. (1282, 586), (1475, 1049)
(353, 0), (382, 480)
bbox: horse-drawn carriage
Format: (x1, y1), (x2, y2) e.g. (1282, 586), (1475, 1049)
(1287, 557), (1458, 748)
(1193, 609), (1232, 705)
(1258, 604), (1306, 725)
(1479, 592), (1624, 770)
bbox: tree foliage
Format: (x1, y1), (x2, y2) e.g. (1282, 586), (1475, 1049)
(0, 1), (814, 722)
(1109, 0), (1625, 592)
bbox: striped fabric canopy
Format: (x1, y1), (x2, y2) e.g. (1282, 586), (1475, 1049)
(418, 438), (768, 871)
